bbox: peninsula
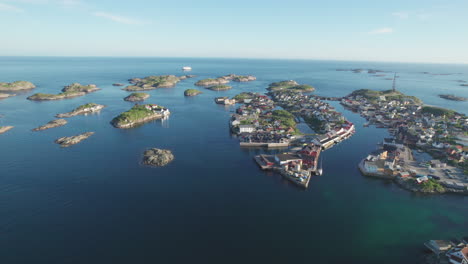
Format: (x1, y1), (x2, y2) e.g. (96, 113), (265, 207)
(124, 93), (150, 102)
(111, 104), (170, 129)
(124, 75), (193, 91)
(27, 83), (99, 101)
(142, 148), (174, 167)
(342, 89), (468, 194)
(32, 119), (67, 131)
(0, 81), (35, 91)
(56, 103), (105, 118)
(267, 80), (315, 92)
(55, 132), (94, 147)
(0, 126), (14, 134)
(184, 89), (202, 96)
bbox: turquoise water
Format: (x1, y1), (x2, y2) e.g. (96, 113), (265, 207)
(0, 57), (467, 264)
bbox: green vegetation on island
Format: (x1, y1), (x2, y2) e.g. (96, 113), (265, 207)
(111, 104), (169, 128)
(421, 106), (457, 117)
(184, 89), (202, 96)
(0, 81), (35, 91)
(27, 83), (99, 101)
(271, 109), (297, 132)
(124, 75), (183, 91)
(350, 89), (422, 104)
(207, 85), (232, 91)
(267, 80), (315, 92)
(124, 92), (150, 102)
(195, 78), (229, 87)
(420, 179), (445, 193)
(233, 92), (256, 102)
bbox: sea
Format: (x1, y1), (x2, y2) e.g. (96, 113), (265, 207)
(0, 57), (467, 264)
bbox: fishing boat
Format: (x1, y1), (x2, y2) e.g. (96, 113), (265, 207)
(316, 156), (323, 176)
(182, 66), (192, 71)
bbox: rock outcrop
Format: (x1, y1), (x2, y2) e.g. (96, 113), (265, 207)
(27, 83), (99, 101)
(32, 119), (67, 131)
(124, 75), (184, 91)
(55, 132), (94, 147)
(184, 89), (202, 96)
(142, 148), (174, 167)
(0, 93), (15, 99)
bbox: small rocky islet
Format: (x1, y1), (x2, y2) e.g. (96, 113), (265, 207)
(0, 126), (14, 134)
(55, 132), (94, 147)
(0, 81), (36, 91)
(142, 148), (174, 167)
(439, 94), (467, 102)
(56, 103), (106, 118)
(207, 85), (232, 91)
(124, 92), (150, 102)
(32, 119), (67, 131)
(184, 89), (202, 96)
(111, 104), (170, 129)
(123, 75), (195, 91)
(0, 93), (16, 99)
(27, 83), (100, 101)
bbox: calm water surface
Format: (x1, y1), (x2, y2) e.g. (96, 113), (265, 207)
(0, 57), (467, 264)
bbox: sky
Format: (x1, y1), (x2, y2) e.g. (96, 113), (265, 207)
(1, 0), (467, 63)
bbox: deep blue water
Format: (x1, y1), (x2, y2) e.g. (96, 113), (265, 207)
(0, 57), (467, 264)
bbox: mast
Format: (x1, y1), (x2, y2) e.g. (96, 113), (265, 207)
(392, 72), (397, 92)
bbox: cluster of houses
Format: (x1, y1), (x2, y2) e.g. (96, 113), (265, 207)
(254, 143), (322, 188)
(270, 91), (355, 150)
(342, 92), (467, 175)
(425, 237), (468, 264)
(229, 94), (296, 146)
(144, 104), (170, 116)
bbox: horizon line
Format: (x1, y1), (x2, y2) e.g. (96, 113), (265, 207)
(0, 55), (467, 66)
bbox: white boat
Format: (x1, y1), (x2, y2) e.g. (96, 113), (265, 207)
(182, 66), (192, 71)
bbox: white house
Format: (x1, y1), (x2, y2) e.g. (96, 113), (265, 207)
(239, 125), (255, 133)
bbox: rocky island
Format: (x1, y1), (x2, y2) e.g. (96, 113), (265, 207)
(32, 119), (67, 131)
(124, 75), (192, 91)
(461, 84), (468, 87)
(0, 126), (14, 134)
(56, 103), (105, 118)
(27, 83), (99, 101)
(439, 94), (467, 101)
(124, 93), (150, 102)
(142, 148), (174, 167)
(267, 80), (315, 92)
(195, 78), (230, 87)
(112, 83), (125, 86)
(0, 81), (35, 91)
(55, 132), (94, 147)
(0, 93), (16, 99)
(111, 104), (170, 129)
(184, 89), (202, 96)
(207, 84), (232, 91)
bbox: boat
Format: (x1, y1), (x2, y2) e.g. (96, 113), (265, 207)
(182, 66), (192, 71)
(316, 156), (323, 176)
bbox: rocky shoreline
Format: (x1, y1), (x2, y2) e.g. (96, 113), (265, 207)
(55, 132), (94, 147)
(56, 103), (105, 118)
(124, 75), (194, 91)
(0, 93), (16, 99)
(111, 104), (169, 129)
(32, 119), (67, 131)
(0, 81), (35, 91)
(0, 126), (14, 134)
(142, 148), (174, 167)
(112, 113), (163, 128)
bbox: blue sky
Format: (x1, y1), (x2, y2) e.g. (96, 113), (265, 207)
(1, 0), (467, 63)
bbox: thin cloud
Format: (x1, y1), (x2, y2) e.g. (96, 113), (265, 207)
(0, 2), (24, 12)
(368, 27), (394, 34)
(392, 11), (409, 19)
(416, 13), (431, 20)
(93, 11), (145, 25)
